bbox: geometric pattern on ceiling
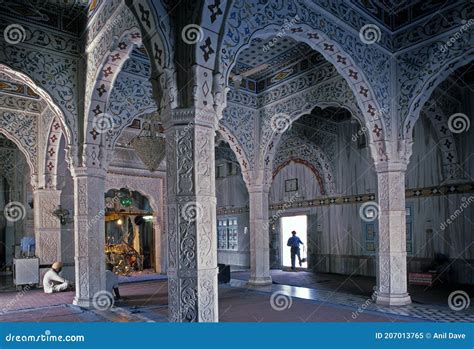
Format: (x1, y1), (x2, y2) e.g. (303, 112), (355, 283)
(350, 0), (452, 30)
(233, 37), (314, 80)
(0, 0), (88, 34)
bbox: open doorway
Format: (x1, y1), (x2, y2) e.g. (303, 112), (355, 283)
(281, 215), (308, 269)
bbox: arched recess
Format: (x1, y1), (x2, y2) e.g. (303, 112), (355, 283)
(211, 25), (388, 163)
(84, 28), (143, 168)
(104, 174), (165, 273)
(0, 127), (35, 183)
(402, 51), (474, 141)
(261, 77), (365, 173)
(262, 102), (361, 193)
(0, 64), (74, 165)
(273, 158), (326, 196)
(272, 133), (336, 195)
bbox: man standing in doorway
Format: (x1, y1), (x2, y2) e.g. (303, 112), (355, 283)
(287, 230), (304, 271)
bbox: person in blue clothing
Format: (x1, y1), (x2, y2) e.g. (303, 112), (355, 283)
(287, 230), (304, 271)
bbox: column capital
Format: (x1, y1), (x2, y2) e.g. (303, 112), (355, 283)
(162, 107), (218, 130)
(70, 166), (107, 179)
(247, 182), (271, 194)
(374, 160), (408, 173)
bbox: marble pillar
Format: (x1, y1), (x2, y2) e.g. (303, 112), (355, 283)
(164, 108), (218, 322)
(72, 167), (106, 308)
(34, 189), (61, 265)
(375, 161), (412, 306)
(247, 184), (272, 286)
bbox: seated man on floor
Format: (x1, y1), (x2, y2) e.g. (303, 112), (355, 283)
(106, 263), (121, 300)
(43, 261), (69, 294)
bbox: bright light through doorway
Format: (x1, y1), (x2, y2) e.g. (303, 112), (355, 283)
(281, 215), (308, 269)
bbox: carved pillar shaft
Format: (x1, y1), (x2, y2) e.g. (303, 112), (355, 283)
(375, 162), (411, 306)
(248, 185), (272, 286)
(72, 167), (106, 308)
(164, 108), (218, 322)
(34, 189), (61, 264)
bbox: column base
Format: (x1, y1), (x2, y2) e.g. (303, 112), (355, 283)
(72, 297), (94, 308)
(248, 276), (272, 286)
(376, 293), (411, 306)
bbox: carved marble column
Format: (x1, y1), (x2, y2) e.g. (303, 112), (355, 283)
(375, 161), (411, 306)
(247, 184), (272, 286)
(34, 189), (61, 265)
(71, 167), (106, 308)
(164, 108), (218, 322)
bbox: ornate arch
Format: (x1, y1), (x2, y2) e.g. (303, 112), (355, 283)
(401, 45), (473, 141)
(207, 13), (388, 161)
(83, 28), (142, 168)
(0, 64), (74, 163)
(43, 116), (64, 189)
(0, 121), (36, 180)
(104, 173), (164, 226)
(125, 0), (177, 110)
(105, 71), (157, 152)
(217, 123), (252, 185)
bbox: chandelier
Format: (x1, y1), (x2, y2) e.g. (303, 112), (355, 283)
(130, 112), (166, 172)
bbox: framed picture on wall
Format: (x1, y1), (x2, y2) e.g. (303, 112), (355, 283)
(285, 178), (298, 192)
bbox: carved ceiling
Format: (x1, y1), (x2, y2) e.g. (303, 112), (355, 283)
(348, 0), (454, 30)
(0, 0), (88, 35)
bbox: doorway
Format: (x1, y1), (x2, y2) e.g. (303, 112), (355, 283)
(280, 215), (308, 269)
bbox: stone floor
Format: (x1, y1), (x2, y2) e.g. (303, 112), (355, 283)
(0, 270), (472, 322)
